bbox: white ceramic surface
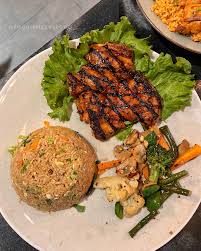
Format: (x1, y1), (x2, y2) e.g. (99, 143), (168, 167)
(137, 0), (201, 54)
(0, 42), (201, 251)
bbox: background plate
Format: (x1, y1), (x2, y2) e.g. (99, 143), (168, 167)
(0, 44), (201, 251)
(136, 0), (201, 54)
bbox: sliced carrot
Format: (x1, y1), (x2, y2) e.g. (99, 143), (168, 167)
(142, 164), (149, 180)
(171, 144), (201, 170)
(44, 121), (50, 127)
(158, 134), (170, 150)
(17, 159), (24, 166)
(24, 139), (40, 152)
(31, 139), (40, 150)
(97, 159), (121, 174)
(59, 135), (69, 142)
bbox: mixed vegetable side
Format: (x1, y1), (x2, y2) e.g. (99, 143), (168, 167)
(94, 124), (201, 238)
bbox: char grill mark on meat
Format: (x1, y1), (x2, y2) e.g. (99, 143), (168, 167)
(67, 43), (162, 141)
(77, 91), (127, 140)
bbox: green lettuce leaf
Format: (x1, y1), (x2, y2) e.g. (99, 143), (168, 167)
(136, 53), (195, 120)
(116, 125), (133, 141)
(81, 16), (151, 59)
(41, 35), (89, 121)
(48, 96), (73, 121)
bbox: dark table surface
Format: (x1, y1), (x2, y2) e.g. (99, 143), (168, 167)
(0, 0), (200, 250)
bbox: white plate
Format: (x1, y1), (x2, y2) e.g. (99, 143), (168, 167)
(137, 0), (201, 54)
(0, 40), (201, 251)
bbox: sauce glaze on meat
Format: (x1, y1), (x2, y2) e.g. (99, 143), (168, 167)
(68, 43), (162, 141)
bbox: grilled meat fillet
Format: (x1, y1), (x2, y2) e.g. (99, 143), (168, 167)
(68, 43), (162, 141)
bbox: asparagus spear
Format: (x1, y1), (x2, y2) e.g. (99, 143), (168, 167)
(159, 125), (178, 160)
(129, 211), (158, 238)
(160, 191), (173, 204)
(129, 190), (173, 238)
(159, 170), (188, 185)
(161, 186), (191, 196)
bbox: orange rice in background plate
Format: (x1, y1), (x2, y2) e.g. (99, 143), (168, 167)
(151, 0), (184, 32)
(151, 0), (201, 42)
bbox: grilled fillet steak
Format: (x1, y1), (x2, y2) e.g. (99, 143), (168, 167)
(68, 43), (162, 141)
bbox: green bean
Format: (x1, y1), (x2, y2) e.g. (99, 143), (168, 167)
(115, 202), (124, 219)
(129, 188), (173, 237)
(158, 170), (188, 185)
(129, 210), (158, 238)
(160, 191), (173, 204)
(175, 180), (182, 188)
(161, 186), (191, 196)
(165, 168), (173, 177)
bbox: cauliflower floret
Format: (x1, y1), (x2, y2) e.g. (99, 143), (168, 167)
(131, 144), (146, 164)
(120, 193), (145, 217)
(94, 176), (138, 202)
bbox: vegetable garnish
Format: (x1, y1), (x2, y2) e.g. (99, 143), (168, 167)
(20, 160), (30, 174)
(129, 210), (158, 238)
(116, 124), (134, 141)
(18, 135), (31, 146)
(129, 188), (173, 237)
(94, 124), (200, 238)
(142, 185), (160, 198)
(142, 165), (149, 180)
(130, 170), (191, 237)
(145, 132), (174, 183)
(137, 54), (195, 120)
(159, 126), (178, 160)
(116, 121), (138, 141)
(146, 191), (161, 212)
(47, 137), (54, 144)
(43, 121), (50, 127)
(97, 160), (121, 174)
(8, 146), (17, 156)
(161, 186), (191, 196)
(128, 123), (198, 238)
(115, 202), (124, 219)
(158, 170), (188, 185)
(171, 144), (201, 170)
(42, 17), (195, 122)
(73, 204), (86, 213)
(144, 125), (179, 184)
(8, 135), (33, 156)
